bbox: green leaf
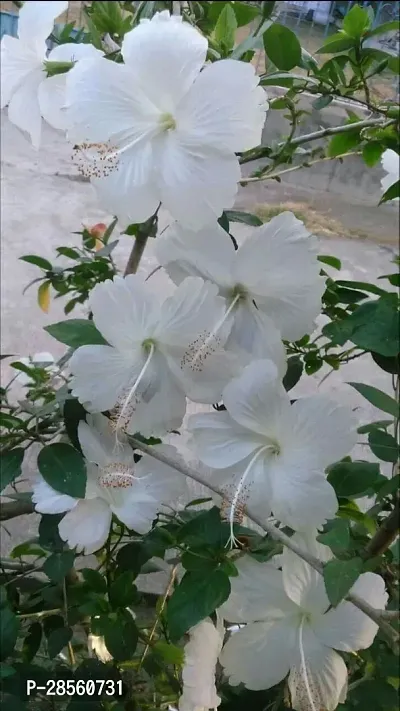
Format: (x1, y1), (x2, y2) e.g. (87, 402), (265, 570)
(323, 557), (363, 606)
(0, 448), (24, 492)
(342, 3), (371, 39)
(22, 623), (42, 663)
(20, 255), (52, 271)
(0, 664), (16, 679)
(103, 610), (138, 662)
(327, 126), (361, 158)
(371, 351), (400, 375)
(312, 95), (333, 110)
(316, 32), (356, 54)
(43, 551), (75, 583)
(263, 24), (302, 71)
(351, 679), (399, 710)
(44, 319), (107, 348)
(348, 383), (399, 417)
(283, 356), (303, 392)
(365, 20), (399, 39)
(153, 640), (184, 665)
(318, 255), (341, 270)
(167, 570), (231, 642)
(109, 571), (137, 609)
(328, 460), (381, 498)
(56, 247), (81, 260)
(81, 569), (107, 594)
(38, 443), (87, 498)
(368, 430), (399, 463)
(318, 519), (350, 553)
(39, 514), (64, 552)
(323, 296), (400, 357)
(358, 419), (393, 434)
(47, 626), (73, 659)
(224, 210), (263, 227)
(380, 178), (400, 204)
(0, 606), (20, 660)
(63, 398), (87, 452)
(363, 142), (384, 167)
(177, 506), (226, 549)
(214, 3), (237, 52)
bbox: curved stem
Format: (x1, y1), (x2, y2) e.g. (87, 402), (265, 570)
(241, 151), (360, 185)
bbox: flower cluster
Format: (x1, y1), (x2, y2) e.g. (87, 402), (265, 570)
(3, 5), (390, 711)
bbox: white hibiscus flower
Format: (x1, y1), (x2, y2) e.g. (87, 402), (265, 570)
(179, 617), (224, 711)
(32, 414), (186, 554)
(381, 149), (399, 200)
(0, 0), (103, 147)
(219, 534), (388, 711)
(69, 275), (237, 438)
(65, 10), (267, 229)
(156, 212), (325, 348)
(189, 360), (356, 538)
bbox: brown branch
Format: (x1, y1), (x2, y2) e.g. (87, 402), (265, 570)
(364, 502), (400, 559)
(124, 213), (159, 277)
(0, 500), (35, 520)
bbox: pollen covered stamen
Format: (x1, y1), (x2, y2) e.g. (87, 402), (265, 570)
(159, 112), (177, 131)
(112, 343), (155, 447)
(99, 463), (135, 489)
(72, 142), (119, 179)
(181, 330), (222, 373)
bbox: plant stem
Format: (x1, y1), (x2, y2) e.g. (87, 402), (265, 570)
(241, 151), (359, 185)
(124, 212), (159, 277)
(138, 565), (178, 670)
(0, 500), (35, 520)
(363, 501), (400, 559)
(63, 579), (76, 667)
(129, 436), (398, 647)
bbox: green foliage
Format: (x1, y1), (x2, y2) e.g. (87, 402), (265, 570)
(167, 569), (231, 641)
(0, 448), (24, 492)
(37, 443), (87, 498)
(348, 383), (399, 417)
(328, 460), (381, 498)
(323, 556), (364, 606)
(45, 320), (107, 348)
(263, 24), (302, 71)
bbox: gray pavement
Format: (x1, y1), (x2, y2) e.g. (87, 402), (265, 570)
(1, 112), (398, 557)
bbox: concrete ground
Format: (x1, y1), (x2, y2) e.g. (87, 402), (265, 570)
(1, 112), (398, 560)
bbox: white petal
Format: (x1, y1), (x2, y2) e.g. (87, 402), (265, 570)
(48, 42), (103, 63)
(174, 349), (240, 405)
(270, 461), (338, 531)
(32, 476), (78, 514)
(38, 74), (69, 130)
(0, 35), (41, 108)
(158, 133), (240, 228)
(78, 418), (131, 468)
(122, 12), (207, 112)
(126, 365), (187, 438)
(90, 141), (160, 228)
(223, 359), (290, 437)
(381, 149), (399, 197)
(234, 212), (325, 340)
(220, 556), (297, 623)
(66, 58), (160, 143)
(285, 395), (357, 472)
(156, 277), (227, 348)
(178, 58), (266, 153)
(8, 70), (44, 148)
(70, 345), (133, 412)
(179, 618), (223, 711)
(282, 532), (332, 614)
(89, 276), (156, 352)
(155, 220), (234, 290)
(189, 411), (262, 468)
(312, 572), (388, 652)
(289, 625), (348, 711)
(58, 497), (111, 554)
(111, 444), (187, 531)
(227, 302), (287, 376)
(220, 619), (296, 691)
(18, 1), (68, 47)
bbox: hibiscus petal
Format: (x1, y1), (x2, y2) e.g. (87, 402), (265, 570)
(223, 359), (290, 437)
(220, 556), (297, 623)
(122, 11), (207, 112)
(70, 345), (133, 412)
(227, 302), (287, 376)
(158, 133), (240, 228)
(285, 394), (357, 471)
(289, 625), (348, 711)
(312, 572), (388, 652)
(180, 618), (222, 711)
(220, 619), (296, 691)
(17, 0), (68, 47)
(58, 497), (111, 554)
(125, 364), (187, 438)
(189, 411), (262, 468)
(179, 58), (266, 153)
(234, 212), (325, 340)
(47, 42), (103, 63)
(81, 414), (133, 467)
(32, 476), (78, 514)
(282, 532), (332, 614)
(270, 462), (338, 531)
(155, 221), (234, 290)
(8, 70), (43, 148)
(89, 276), (156, 352)
(66, 58), (160, 143)
(0, 36), (40, 109)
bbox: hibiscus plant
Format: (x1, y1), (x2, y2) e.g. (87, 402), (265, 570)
(0, 2), (399, 711)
